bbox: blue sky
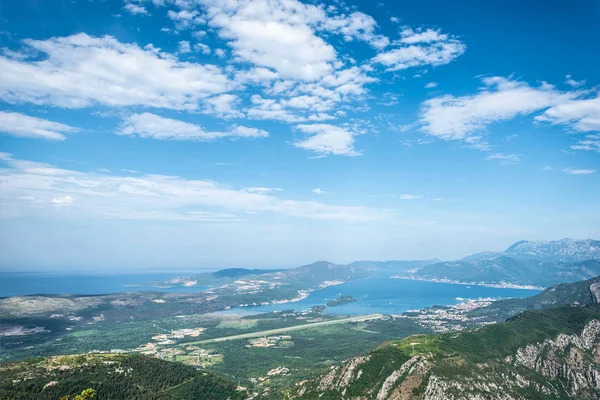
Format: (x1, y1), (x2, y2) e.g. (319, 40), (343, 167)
(0, 0), (598, 271)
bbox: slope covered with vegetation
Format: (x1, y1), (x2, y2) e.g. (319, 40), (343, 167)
(297, 305), (600, 399)
(0, 354), (244, 400)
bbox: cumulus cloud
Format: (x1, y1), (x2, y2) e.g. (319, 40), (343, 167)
(177, 40), (192, 53)
(419, 77), (582, 143)
(312, 188), (324, 194)
(204, 94), (244, 118)
(424, 82), (438, 89)
(167, 9), (204, 30)
(0, 33), (232, 110)
(123, 3), (149, 15)
(0, 111), (80, 141)
(294, 124), (361, 156)
(0, 153), (387, 222)
(118, 113), (268, 141)
(535, 95), (600, 133)
(372, 28), (465, 71)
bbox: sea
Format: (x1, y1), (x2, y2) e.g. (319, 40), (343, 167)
(0, 272), (540, 315)
(0, 271), (208, 298)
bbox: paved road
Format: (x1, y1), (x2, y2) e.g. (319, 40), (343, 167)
(183, 313), (385, 345)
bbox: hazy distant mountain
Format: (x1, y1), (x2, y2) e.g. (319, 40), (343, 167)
(465, 238), (600, 262)
(414, 256), (600, 287)
(505, 238), (600, 261)
(210, 268), (284, 278)
(349, 259), (440, 271)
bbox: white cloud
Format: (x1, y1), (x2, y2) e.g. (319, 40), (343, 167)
(565, 75), (585, 88)
(0, 111), (80, 141)
(199, 0), (337, 81)
(372, 28), (465, 71)
(563, 168), (596, 175)
(204, 94), (244, 118)
(0, 153), (387, 222)
(400, 194), (423, 200)
(52, 195), (74, 206)
(390, 17), (399, 23)
(167, 9), (204, 30)
(570, 134), (600, 152)
(535, 95), (600, 133)
(294, 124), (360, 156)
(194, 42), (211, 54)
(485, 153), (521, 165)
(177, 40), (192, 53)
(245, 187), (284, 193)
(322, 11), (389, 49)
(424, 82), (438, 89)
(0, 33), (232, 110)
(118, 113), (268, 141)
(123, 3), (149, 15)
(312, 188), (324, 195)
(419, 77), (581, 142)
(398, 28), (448, 44)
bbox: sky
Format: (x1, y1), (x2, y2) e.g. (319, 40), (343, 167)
(0, 0), (599, 271)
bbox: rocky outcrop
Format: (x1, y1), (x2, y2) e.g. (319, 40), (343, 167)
(318, 355), (371, 392)
(297, 318), (600, 400)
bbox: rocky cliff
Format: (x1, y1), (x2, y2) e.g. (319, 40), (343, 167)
(295, 305), (600, 399)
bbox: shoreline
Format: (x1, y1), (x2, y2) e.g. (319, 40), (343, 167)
(390, 276), (544, 291)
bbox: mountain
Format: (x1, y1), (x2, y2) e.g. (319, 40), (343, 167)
(349, 260), (440, 272)
(465, 238), (600, 262)
(0, 353), (244, 400)
(450, 275), (600, 324)
(506, 238), (600, 261)
(296, 305), (600, 399)
(211, 268), (285, 278)
(413, 256), (600, 287)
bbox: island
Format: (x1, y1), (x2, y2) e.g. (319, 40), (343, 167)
(326, 295), (357, 307)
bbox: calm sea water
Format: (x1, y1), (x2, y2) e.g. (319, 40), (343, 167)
(0, 272), (539, 315)
(0, 272), (208, 297)
(230, 277), (540, 315)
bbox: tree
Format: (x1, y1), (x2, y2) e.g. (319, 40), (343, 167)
(59, 388), (96, 400)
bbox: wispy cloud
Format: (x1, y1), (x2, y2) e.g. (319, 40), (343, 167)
(0, 111), (80, 141)
(0, 153), (388, 222)
(118, 113), (268, 141)
(563, 168), (596, 175)
(400, 194), (424, 200)
(485, 153), (521, 165)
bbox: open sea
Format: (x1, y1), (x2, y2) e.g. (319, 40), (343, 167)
(0, 271), (208, 298)
(0, 272), (540, 315)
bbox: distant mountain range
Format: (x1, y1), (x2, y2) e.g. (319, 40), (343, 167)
(413, 257), (600, 287)
(167, 238), (600, 290)
(464, 238), (600, 262)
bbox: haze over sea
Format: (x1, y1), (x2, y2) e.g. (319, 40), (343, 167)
(0, 272), (538, 315)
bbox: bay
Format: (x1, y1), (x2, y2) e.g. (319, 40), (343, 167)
(230, 277), (540, 315)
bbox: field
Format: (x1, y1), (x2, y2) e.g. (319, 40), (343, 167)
(0, 307), (429, 398)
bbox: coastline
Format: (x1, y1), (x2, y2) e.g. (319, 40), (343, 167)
(390, 275), (544, 291)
